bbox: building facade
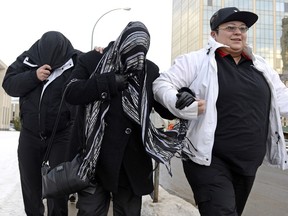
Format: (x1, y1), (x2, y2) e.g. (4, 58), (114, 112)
(0, 60), (11, 130)
(171, 0), (288, 74)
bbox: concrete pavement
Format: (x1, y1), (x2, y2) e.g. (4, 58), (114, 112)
(61, 186), (200, 216)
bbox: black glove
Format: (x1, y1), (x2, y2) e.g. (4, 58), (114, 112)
(115, 74), (128, 91)
(175, 89), (196, 110)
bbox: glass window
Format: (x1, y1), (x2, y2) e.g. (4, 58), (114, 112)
(207, 0), (213, 6)
(276, 2), (284, 12)
(285, 3), (288, 12)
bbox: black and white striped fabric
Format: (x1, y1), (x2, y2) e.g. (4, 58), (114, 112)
(78, 21), (186, 181)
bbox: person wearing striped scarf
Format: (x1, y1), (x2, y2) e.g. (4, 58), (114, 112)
(65, 21), (188, 216)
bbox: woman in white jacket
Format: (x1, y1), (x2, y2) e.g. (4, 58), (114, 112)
(153, 7), (288, 216)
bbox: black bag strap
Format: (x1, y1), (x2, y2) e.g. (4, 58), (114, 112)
(42, 85), (69, 164)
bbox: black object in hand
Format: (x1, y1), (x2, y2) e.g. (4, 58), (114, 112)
(175, 90), (196, 110)
(115, 74), (128, 91)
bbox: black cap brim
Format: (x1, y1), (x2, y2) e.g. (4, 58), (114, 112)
(219, 11), (258, 29)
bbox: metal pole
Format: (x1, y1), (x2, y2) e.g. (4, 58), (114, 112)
(153, 161), (160, 203)
(91, 7), (131, 50)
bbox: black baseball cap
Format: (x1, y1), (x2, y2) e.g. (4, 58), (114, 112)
(210, 7), (258, 30)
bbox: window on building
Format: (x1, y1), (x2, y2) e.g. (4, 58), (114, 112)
(276, 58), (282, 69)
(276, 2), (284, 12)
(208, 0), (213, 7)
(285, 3), (288, 12)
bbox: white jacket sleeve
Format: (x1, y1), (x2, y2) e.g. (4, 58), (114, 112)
(153, 54), (198, 120)
(271, 69), (288, 117)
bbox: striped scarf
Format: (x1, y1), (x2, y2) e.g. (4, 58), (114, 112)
(78, 21), (186, 181)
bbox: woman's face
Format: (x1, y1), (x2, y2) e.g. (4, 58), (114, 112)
(211, 21), (248, 56)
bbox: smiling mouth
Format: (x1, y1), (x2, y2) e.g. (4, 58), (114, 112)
(231, 38), (241, 41)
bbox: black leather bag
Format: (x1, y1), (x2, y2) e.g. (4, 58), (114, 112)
(41, 154), (91, 199)
(41, 86), (94, 199)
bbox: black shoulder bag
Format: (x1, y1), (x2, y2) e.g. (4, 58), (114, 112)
(41, 85), (94, 199)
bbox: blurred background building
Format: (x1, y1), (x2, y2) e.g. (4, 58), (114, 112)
(0, 60), (19, 130)
(0, 60), (11, 130)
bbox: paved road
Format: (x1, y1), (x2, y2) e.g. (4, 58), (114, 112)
(159, 157), (288, 216)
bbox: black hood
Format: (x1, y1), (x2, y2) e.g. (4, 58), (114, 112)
(24, 31), (77, 70)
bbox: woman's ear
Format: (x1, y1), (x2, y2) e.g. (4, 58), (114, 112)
(211, 32), (216, 39)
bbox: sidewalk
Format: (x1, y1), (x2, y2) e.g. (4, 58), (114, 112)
(64, 186), (200, 216)
(141, 186), (200, 216)
(0, 131), (200, 216)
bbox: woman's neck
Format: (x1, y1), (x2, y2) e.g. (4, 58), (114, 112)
(232, 55), (242, 64)
(218, 48), (242, 64)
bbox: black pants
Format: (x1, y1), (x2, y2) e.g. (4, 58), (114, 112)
(18, 127), (72, 216)
(182, 156), (255, 216)
(76, 181), (142, 216)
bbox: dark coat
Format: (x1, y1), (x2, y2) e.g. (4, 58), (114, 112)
(65, 49), (174, 196)
(2, 31), (81, 136)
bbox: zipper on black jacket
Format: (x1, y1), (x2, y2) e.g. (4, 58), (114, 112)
(38, 82), (45, 140)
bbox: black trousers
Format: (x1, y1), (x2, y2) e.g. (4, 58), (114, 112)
(76, 170), (142, 216)
(182, 156), (255, 216)
(18, 127), (72, 216)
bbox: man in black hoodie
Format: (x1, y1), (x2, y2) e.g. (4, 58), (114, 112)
(2, 31), (81, 216)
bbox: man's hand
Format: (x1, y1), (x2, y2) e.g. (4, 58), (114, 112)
(175, 91), (196, 110)
(115, 74), (128, 91)
(36, 64), (52, 81)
